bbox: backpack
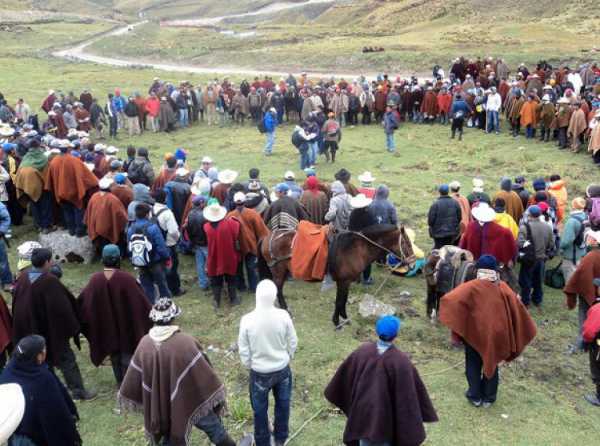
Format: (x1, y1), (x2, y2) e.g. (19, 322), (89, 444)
(326, 121), (339, 138)
(291, 129), (305, 149)
(128, 160), (149, 185)
(571, 216), (587, 257)
(590, 197), (600, 228)
(257, 118), (267, 134)
(129, 223), (153, 267)
(152, 207), (170, 240)
(518, 222), (537, 266)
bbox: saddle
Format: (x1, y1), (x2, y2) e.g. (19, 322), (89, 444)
(431, 246), (475, 294)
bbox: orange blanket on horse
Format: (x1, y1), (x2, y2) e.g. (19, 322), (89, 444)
(290, 221), (329, 281)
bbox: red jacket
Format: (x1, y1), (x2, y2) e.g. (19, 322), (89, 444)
(204, 218), (240, 276)
(145, 97), (160, 117)
(583, 303), (600, 343)
(459, 221), (517, 265)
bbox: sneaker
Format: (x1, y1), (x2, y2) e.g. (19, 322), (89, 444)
(482, 401), (494, 409)
(465, 391), (481, 407)
(584, 394), (600, 406)
(72, 389), (98, 402)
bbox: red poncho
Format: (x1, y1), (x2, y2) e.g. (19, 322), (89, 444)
(437, 93), (452, 114)
(204, 218), (240, 276)
(564, 249), (600, 308)
(459, 221), (517, 265)
(45, 154), (99, 209)
(84, 191), (128, 243)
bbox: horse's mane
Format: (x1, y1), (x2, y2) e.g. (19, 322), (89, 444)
(335, 224), (398, 252)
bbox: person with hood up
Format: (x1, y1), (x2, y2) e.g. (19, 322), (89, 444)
(238, 279), (298, 446)
(369, 184), (398, 226)
(324, 316), (438, 445)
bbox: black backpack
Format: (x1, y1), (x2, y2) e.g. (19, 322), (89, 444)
(291, 129), (305, 149)
(518, 223), (537, 266)
(572, 217), (587, 259)
(128, 160), (149, 185)
(257, 119), (267, 134)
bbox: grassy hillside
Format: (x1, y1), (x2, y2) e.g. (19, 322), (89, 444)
(1, 53), (600, 444)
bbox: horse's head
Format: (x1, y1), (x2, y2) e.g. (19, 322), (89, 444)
(395, 226), (417, 267)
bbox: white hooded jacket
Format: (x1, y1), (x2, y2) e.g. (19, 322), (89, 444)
(238, 280), (298, 373)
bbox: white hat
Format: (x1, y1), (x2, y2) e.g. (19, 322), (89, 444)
(203, 203), (227, 222)
(0, 383), (25, 444)
(191, 178), (211, 196)
(233, 191), (246, 204)
(358, 171), (376, 183)
(542, 94), (550, 102)
(45, 148), (61, 157)
(543, 85), (553, 90)
(98, 177), (114, 190)
(472, 178), (485, 193)
(449, 180), (461, 191)
(0, 126), (14, 137)
(217, 169), (238, 184)
(350, 193), (372, 209)
(175, 167), (189, 177)
(284, 170), (295, 180)
(472, 203), (496, 223)
(106, 146), (119, 154)
(269, 107), (276, 113)
(557, 97), (570, 104)
(586, 231), (600, 244)
(201, 156), (213, 164)
(85, 162), (95, 171)
(94, 143), (107, 152)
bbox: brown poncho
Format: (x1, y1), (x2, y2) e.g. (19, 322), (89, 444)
(564, 249), (600, 308)
(119, 331), (226, 446)
(84, 191), (128, 243)
(290, 220), (329, 281)
(110, 184), (134, 209)
(226, 207), (269, 256)
(12, 272), (81, 367)
(568, 108), (587, 138)
(589, 123), (600, 155)
(152, 168), (177, 193)
(493, 190), (524, 224)
(324, 342), (438, 446)
(44, 154), (99, 209)
(299, 189), (329, 225)
(15, 166), (45, 203)
(78, 270), (152, 367)
(440, 279), (537, 378)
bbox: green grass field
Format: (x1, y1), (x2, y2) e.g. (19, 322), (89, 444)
(1, 52), (600, 445)
(2, 2), (600, 442)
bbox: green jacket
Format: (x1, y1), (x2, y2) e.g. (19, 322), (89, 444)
(559, 211), (587, 263)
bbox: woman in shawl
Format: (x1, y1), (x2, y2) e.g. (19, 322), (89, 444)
(299, 176), (328, 225)
(0, 335), (81, 446)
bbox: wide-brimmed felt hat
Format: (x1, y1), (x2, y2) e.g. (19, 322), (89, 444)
(203, 202), (227, 222)
(191, 178), (211, 196)
(99, 177), (114, 190)
(0, 126), (14, 137)
(358, 171), (376, 183)
(149, 297), (182, 323)
(350, 193), (372, 209)
(472, 203), (496, 222)
(217, 169), (238, 184)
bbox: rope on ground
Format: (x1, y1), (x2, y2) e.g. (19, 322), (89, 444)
(284, 407), (326, 445)
(420, 360), (463, 377)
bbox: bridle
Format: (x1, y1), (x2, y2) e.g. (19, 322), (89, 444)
(348, 228), (416, 266)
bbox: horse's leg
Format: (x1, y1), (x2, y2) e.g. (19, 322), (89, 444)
(426, 284), (435, 319)
(332, 281), (351, 328)
(339, 281), (350, 320)
(273, 264), (289, 311)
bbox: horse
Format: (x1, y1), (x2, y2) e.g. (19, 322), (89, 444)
(424, 247), (520, 322)
(258, 224), (415, 328)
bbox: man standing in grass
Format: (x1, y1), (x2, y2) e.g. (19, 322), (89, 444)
(263, 107), (278, 156)
(238, 279), (298, 446)
(325, 316), (438, 446)
(383, 105), (399, 153)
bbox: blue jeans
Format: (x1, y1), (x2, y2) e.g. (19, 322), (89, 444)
(139, 262), (171, 304)
(385, 132), (395, 152)
(277, 109), (284, 124)
(264, 131), (275, 154)
(62, 201), (85, 235)
(194, 246), (209, 289)
(250, 366), (292, 446)
(525, 125), (534, 138)
(518, 260), (545, 306)
(308, 141), (318, 165)
(0, 239), (12, 285)
(179, 108), (188, 127)
(237, 254), (258, 292)
(160, 411), (227, 445)
(31, 191), (52, 229)
(299, 149), (310, 170)
(486, 110), (499, 133)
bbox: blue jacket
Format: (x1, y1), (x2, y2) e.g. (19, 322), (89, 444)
(0, 202), (11, 234)
(263, 111), (278, 133)
(112, 95), (126, 112)
(127, 218), (170, 264)
(383, 111), (398, 134)
(450, 100), (471, 117)
(559, 211), (587, 262)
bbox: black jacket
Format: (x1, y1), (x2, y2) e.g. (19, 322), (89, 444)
(349, 207), (378, 232)
(428, 196), (461, 239)
(186, 207), (207, 247)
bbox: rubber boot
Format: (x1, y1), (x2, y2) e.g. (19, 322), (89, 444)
(458, 131), (463, 141)
(212, 286), (222, 309)
(228, 283), (241, 306)
(545, 129), (550, 142)
(451, 129), (455, 139)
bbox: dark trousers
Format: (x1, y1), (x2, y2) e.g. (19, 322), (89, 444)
(62, 201), (85, 236)
(109, 115), (118, 137)
(250, 366), (292, 446)
(451, 118), (464, 138)
(30, 191), (52, 229)
(166, 246), (182, 295)
(590, 343), (600, 398)
(210, 274), (237, 304)
(518, 259), (544, 306)
(323, 141), (338, 162)
(347, 110), (358, 125)
(465, 342), (498, 403)
(362, 106), (372, 124)
(558, 126), (568, 148)
(139, 262), (171, 304)
(433, 236), (457, 249)
(160, 410), (229, 445)
(237, 254), (258, 292)
(54, 345), (86, 397)
(110, 352), (132, 386)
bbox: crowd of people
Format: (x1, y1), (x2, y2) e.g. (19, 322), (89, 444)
(0, 57), (599, 446)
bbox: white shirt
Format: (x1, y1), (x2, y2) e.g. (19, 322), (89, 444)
(486, 93), (502, 112)
(152, 203), (180, 247)
(238, 291), (298, 374)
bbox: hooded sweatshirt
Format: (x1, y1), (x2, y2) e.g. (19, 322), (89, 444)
(127, 183), (155, 221)
(238, 280), (298, 373)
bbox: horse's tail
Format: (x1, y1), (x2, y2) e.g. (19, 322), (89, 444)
(256, 237), (272, 280)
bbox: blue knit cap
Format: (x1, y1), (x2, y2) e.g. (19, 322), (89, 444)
(376, 315), (402, 341)
(114, 173), (126, 184)
(476, 255), (497, 271)
(174, 148), (186, 161)
(275, 183), (289, 193)
(438, 184), (449, 194)
(529, 205), (542, 217)
(532, 178), (546, 191)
